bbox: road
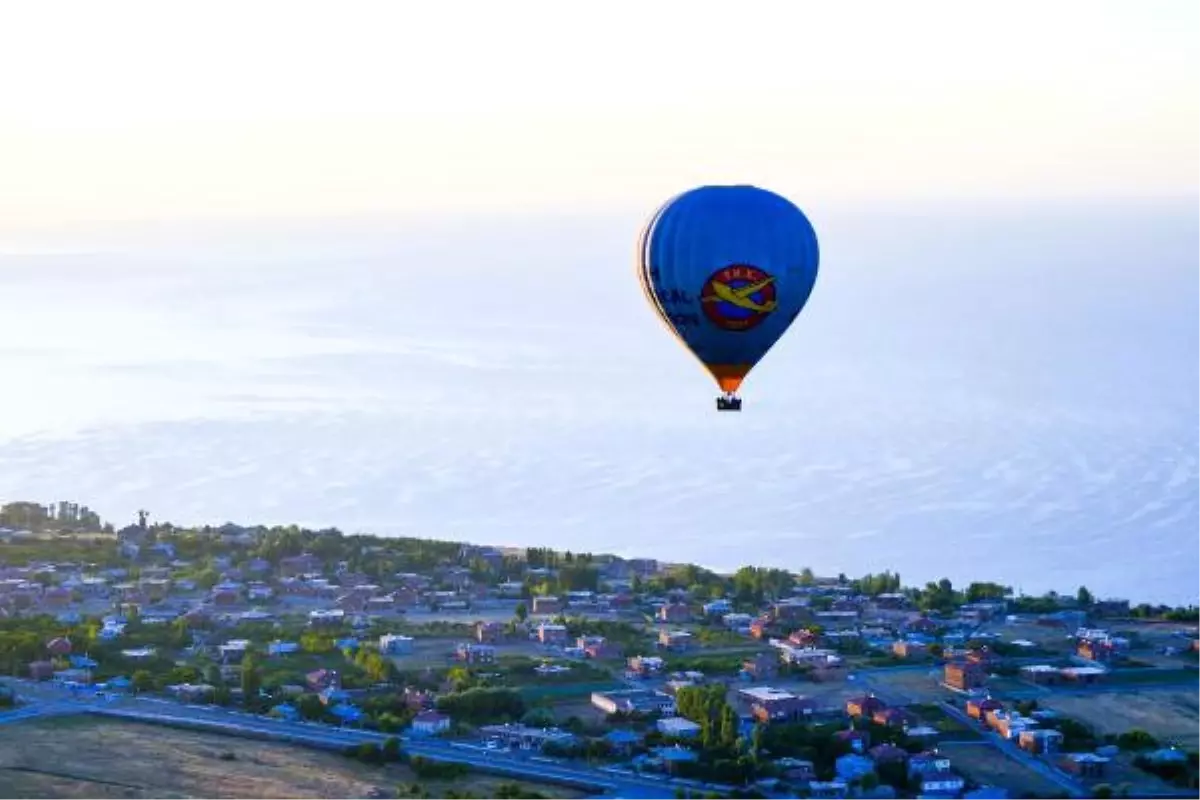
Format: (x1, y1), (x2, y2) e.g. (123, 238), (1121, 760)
(0, 679), (693, 799)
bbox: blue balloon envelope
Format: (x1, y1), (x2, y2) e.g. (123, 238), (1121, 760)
(637, 185), (820, 397)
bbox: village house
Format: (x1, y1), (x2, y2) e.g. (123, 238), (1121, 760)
(657, 716), (702, 738)
(480, 723), (577, 751)
(742, 652), (778, 681)
(892, 639), (928, 659)
(306, 668), (341, 693)
(267, 640), (299, 657)
(788, 628), (819, 647)
(308, 608), (345, 627)
(739, 686), (817, 724)
(721, 612), (754, 631)
(1059, 666), (1106, 684)
(210, 583), (242, 606)
(495, 580), (524, 598)
(626, 655), (665, 677)
(41, 587), (71, 608)
(591, 688), (676, 716)
(379, 634), (414, 655)
(476, 621), (504, 643)
(966, 696), (1004, 720)
(873, 593), (908, 610)
(845, 694), (887, 719)
(455, 642), (496, 664)
(1077, 638), (1120, 664)
(908, 754), (963, 792)
(537, 622), (568, 645)
(987, 710), (1039, 740)
(531, 595), (562, 615)
(336, 593), (366, 613)
(657, 602), (692, 623)
(944, 659), (987, 691)
(703, 598), (733, 616)
(658, 630), (692, 651)
(1062, 752), (1110, 778)
(45, 636), (72, 656)
(410, 710), (452, 737)
(280, 553), (323, 577)
(365, 594), (397, 613)
(770, 600), (810, 623)
(1020, 664), (1062, 684)
(959, 602), (1006, 623)
(906, 616), (939, 635)
(578, 635), (618, 659)
(1019, 728), (1064, 755)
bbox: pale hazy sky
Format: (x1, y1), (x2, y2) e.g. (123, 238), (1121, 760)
(1, 0), (1197, 236)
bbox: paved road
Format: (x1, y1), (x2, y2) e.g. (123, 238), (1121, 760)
(0, 679), (692, 799)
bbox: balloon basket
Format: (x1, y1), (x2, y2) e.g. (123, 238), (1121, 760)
(716, 395), (743, 412)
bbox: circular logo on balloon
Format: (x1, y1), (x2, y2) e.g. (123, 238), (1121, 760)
(700, 265), (778, 331)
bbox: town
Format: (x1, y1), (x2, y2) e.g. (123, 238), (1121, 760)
(0, 500), (1197, 799)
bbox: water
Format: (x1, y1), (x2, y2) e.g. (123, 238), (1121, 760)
(1, 202), (1197, 603)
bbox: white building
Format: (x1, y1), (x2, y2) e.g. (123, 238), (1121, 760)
(380, 634), (414, 654)
(657, 716), (702, 738)
(410, 710), (452, 736)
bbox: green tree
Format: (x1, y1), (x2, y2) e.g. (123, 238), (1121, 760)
(514, 603), (528, 623)
(241, 653), (261, 702)
(1077, 585), (1094, 607)
(132, 669), (154, 693)
(382, 736), (401, 762)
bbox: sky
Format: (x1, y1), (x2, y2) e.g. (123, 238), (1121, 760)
(0, 2), (1196, 602)
(1, 0), (1198, 241)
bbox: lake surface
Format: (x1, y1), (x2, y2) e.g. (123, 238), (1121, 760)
(1, 202), (1196, 603)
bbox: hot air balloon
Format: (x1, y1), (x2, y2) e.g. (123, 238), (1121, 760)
(636, 184), (820, 411)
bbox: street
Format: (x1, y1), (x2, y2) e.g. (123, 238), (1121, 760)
(0, 678), (685, 799)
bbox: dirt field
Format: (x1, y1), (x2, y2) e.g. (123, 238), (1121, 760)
(0, 717), (583, 799)
(977, 622), (1079, 658)
(1041, 690), (1200, 749)
(938, 743), (1065, 798)
(855, 668), (952, 704)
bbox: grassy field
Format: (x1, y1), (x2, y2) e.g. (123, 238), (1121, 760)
(938, 742), (1066, 797)
(0, 717), (583, 799)
(1041, 690), (1199, 749)
(518, 681), (623, 702)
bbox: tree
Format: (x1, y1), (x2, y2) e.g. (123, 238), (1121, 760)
(1077, 585), (1094, 607)
(1115, 729), (1158, 751)
(132, 669), (154, 693)
(382, 736), (401, 762)
(514, 603), (528, 623)
(241, 653), (261, 702)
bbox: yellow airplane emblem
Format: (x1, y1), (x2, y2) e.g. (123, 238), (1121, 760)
(703, 276), (777, 313)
